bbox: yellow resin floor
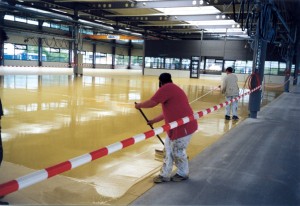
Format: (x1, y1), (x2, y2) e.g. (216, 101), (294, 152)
(0, 67), (284, 205)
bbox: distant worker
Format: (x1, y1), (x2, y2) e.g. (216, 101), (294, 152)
(135, 73), (198, 183)
(221, 67), (240, 120)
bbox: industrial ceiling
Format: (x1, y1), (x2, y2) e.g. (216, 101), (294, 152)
(0, 0), (299, 46)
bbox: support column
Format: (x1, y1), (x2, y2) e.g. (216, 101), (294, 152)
(68, 41), (72, 68)
(72, 10), (82, 76)
(293, 40), (300, 85)
(0, 14), (7, 66)
(249, 36), (268, 118)
(284, 59), (292, 92)
(38, 20), (43, 67)
(127, 40), (132, 69)
(73, 24), (79, 75)
(38, 38), (42, 67)
(111, 40), (116, 69)
(92, 43), (96, 69)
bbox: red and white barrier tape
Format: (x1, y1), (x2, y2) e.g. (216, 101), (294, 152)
(0, 86), (261, 196)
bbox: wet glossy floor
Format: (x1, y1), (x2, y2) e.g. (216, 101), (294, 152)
(0, 67), (283, 205)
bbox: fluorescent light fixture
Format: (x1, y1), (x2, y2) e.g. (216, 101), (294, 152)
(155, 6), (220, 15)
(186, 19), (236, 26)
(95, 20), (104, 23)
(79, 19), (114, 30)
(4, 15), (14, 21)
(205, 28), (244, 33)
(26, 7), (50, 14)
(51, 8), (68, 14)
(118, 29), (142, 36)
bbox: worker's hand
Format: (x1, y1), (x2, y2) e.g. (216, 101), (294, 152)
(135, 102), (141, 109)
(147, 119), (154, 126)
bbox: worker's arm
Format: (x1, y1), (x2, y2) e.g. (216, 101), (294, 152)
(148, 114), (164, 125)
(135, 99), (158, 109)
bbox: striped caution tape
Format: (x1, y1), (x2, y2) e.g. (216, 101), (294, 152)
(0, 86), (261, 196)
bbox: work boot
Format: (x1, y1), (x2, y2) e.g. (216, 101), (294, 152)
(225, 115), (231, 120)
(232, 116), (239, 120)
(153, 175), (170, 183)
(171, 174), (189, 182)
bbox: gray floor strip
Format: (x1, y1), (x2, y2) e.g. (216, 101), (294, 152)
(131, 88), (300, 205)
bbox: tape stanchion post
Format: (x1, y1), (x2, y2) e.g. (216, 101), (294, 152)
(0, 86), (261, 196)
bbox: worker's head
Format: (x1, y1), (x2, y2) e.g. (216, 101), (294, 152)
(159, 73), (172, 87)
(225, 67), (233, 74)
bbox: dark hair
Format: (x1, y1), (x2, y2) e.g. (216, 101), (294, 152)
(159, 73), (172, 83)
(226, 67), (233, 73)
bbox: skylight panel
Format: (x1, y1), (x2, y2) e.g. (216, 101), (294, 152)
(186, 20), (236, 25)
(155, 6), (220, 15)
(205, 28), (246, 33)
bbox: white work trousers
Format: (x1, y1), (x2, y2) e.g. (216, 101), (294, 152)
(160, 134), (192, 178)
(225, 95), (238, 116)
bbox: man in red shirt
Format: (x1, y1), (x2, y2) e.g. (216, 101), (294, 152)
(135, 73), (198, 183)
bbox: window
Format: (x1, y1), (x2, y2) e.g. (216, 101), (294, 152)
(4, 44), (68, 62)
(291, 64), (295, 75)
(95, 53), (107, 64)
(265, 61), (278, 75)
(60, 49), (69, 62)
(205, 58), (222, 72)
(43, 22), (51, 27)
(138, 56), (143, 65)
(152, 57), (164, 69)
(51, 23), (61, 29)
(42, 47), (70, 62)
(107, 54), (113, 64)
(278, 62), (287, 76)
(235, 60), (247, 73)
(224, 60), (235, 71)
(15, 44), (27, 60)
(115, 55), (125, 65)
(181, 58), (190, 70)
(131, 56), (143, 66)
(83, 51), (93, 64)
(15, 16), (27, 23)
(145, 57), (151, 67)
(81, 28), (93, 35)
(27, 18), (38, 25)
(4, 43), (15, 60)
(124, 56), (129, 65)
(245, 61), (253, 74)
(165, 58), (180, 69)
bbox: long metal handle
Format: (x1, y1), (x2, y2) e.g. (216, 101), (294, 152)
(135, 102), (164, 145)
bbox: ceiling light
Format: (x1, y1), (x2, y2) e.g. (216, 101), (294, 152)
(186, 20), (236, 26)
(51, 8), (68, 14)
(155, 6), (220, 15)
(205, 28), (244, 33)
(192, 0), (197, 5)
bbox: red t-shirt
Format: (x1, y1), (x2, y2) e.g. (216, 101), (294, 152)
(151, 83), (198, 140)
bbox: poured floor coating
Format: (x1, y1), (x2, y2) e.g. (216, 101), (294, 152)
(0, 67), (284, 205)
